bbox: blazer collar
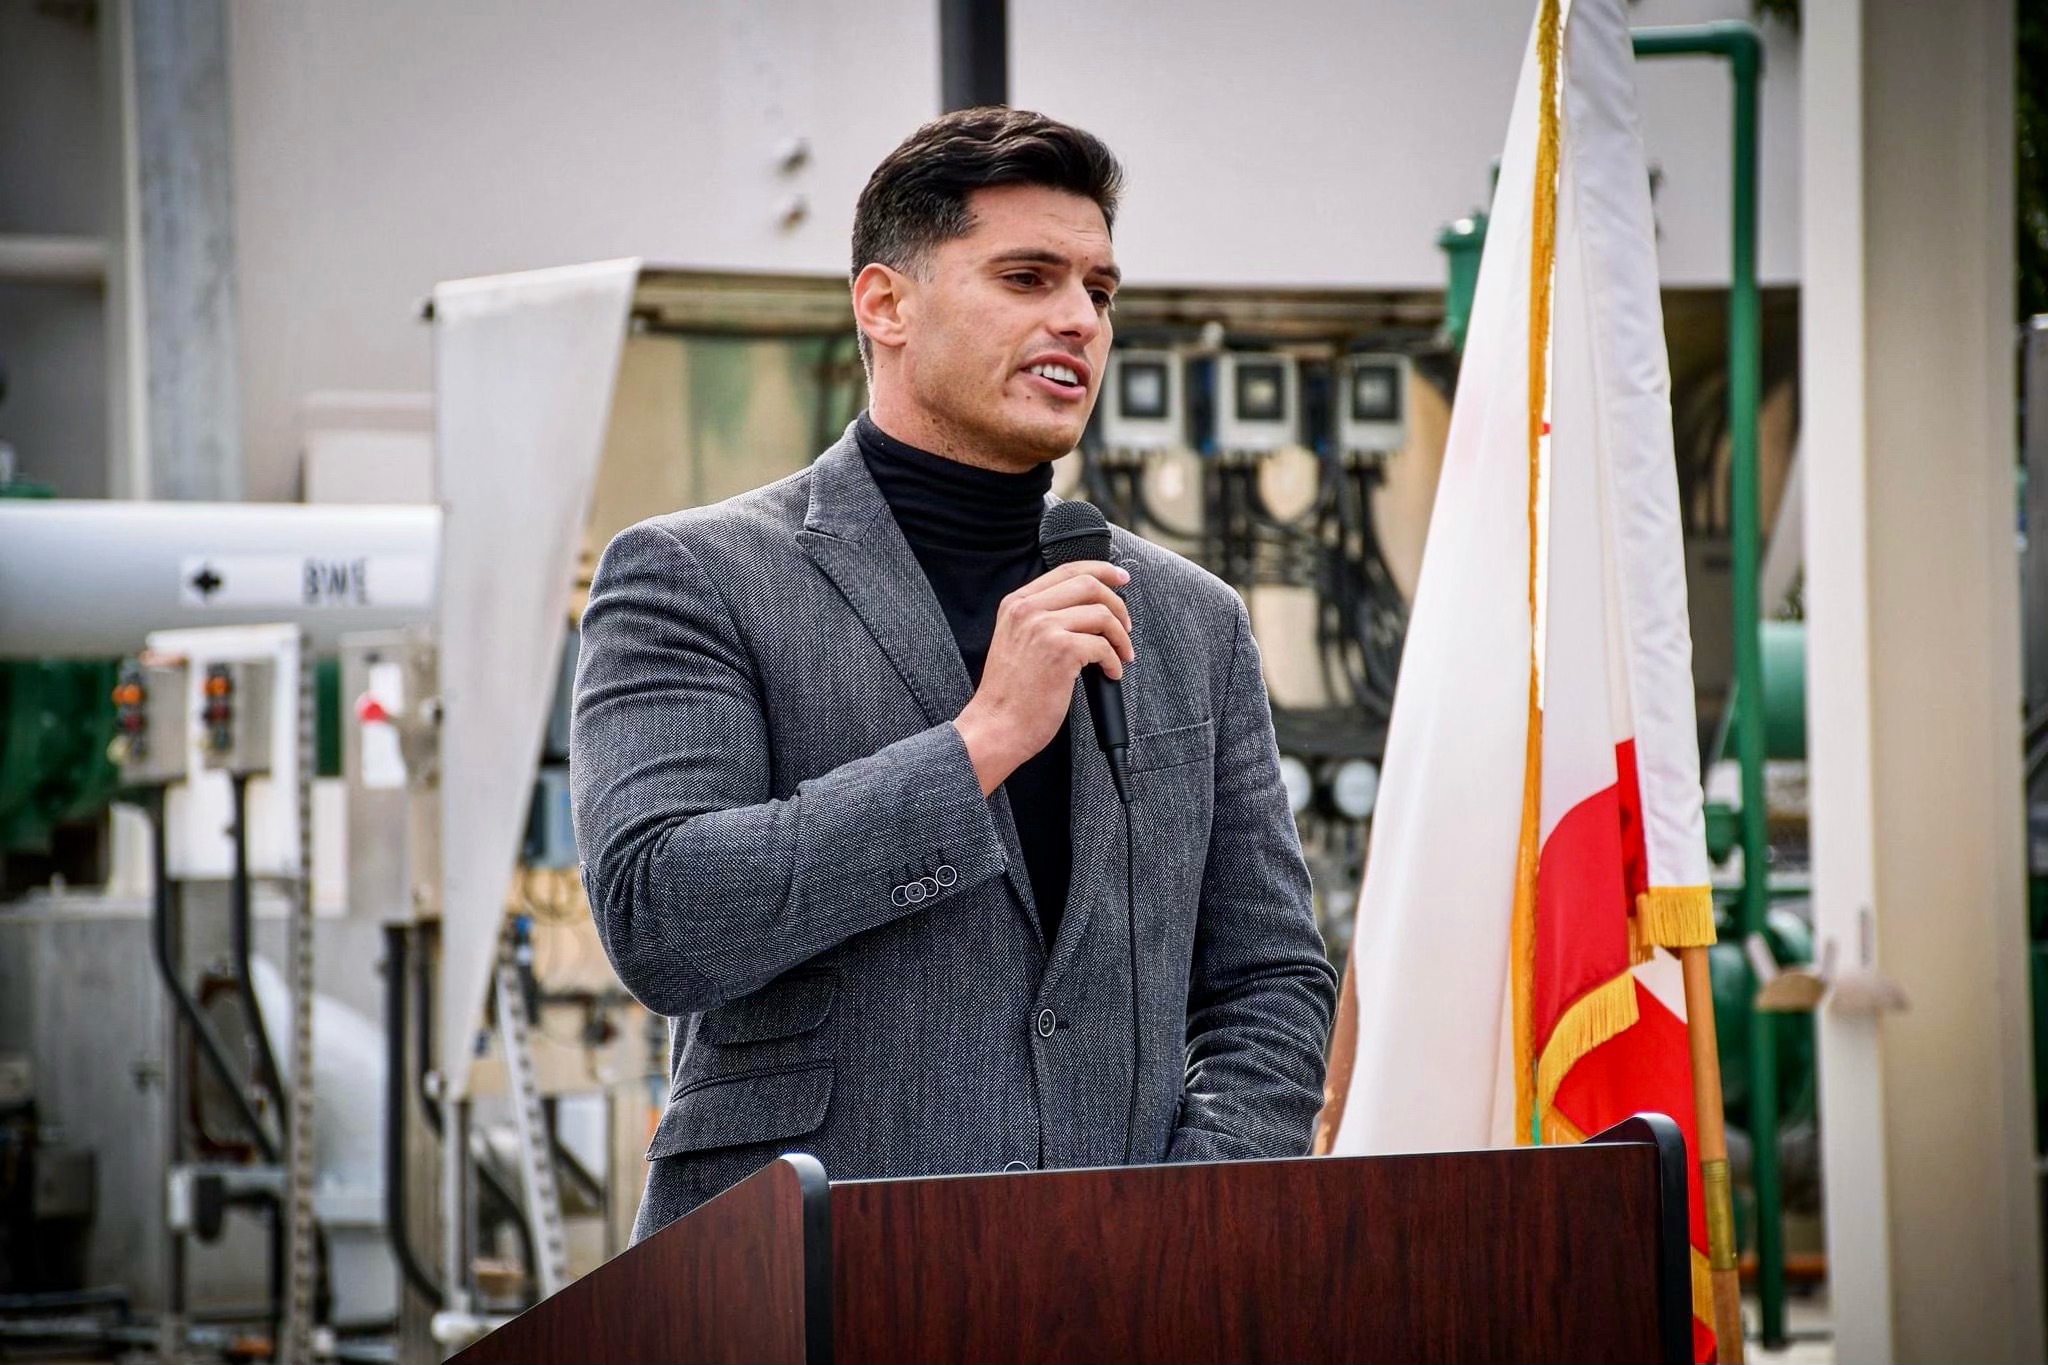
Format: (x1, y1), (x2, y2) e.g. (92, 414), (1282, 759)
(797, 430), (1047, 937)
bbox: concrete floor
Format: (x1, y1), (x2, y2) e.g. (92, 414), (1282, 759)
(1748, 1289), (1835, 1364)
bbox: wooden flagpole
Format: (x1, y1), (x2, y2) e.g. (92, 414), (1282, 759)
(1680, 943), (1745, 1362)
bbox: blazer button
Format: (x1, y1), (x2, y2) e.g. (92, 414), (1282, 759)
(918, 875), (940, 899)
(906, 880), (928, 904)
(1036, 1008), (1057, 1039)
(935, 863), (958, 888)
(1004, 1160), (1031, 1173)
(891, 884), (910, 907)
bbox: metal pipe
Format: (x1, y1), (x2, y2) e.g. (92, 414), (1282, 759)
(383, 923), (447, 1308)
(144, 789), (280, 1164)
(0, 500), (439, 659)
(441, 1098), (470, 1314)
(0, 234), (108, 285)
(264, 1195), (284, 1361)
(228, 774), (289, 1131)
(938, 0), (1007, 111)
(1634, 20), (1783, 1349)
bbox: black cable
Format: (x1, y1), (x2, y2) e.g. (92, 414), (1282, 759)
(142, 789), (280, 1165)
(228, 774), (289, 1135)
(382, 923), (446, 1308)
(1121, 784), (1140, 1166)
(413, 928), (440, 1138)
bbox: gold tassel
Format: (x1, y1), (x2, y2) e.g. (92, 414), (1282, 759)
(1626, 914), (1655, 965)
(1636, 884), (1716, 948)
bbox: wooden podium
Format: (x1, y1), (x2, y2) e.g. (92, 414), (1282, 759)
(453, 1113), (1692, 1364)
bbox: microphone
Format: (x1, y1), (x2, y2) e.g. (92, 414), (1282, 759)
(1039, 501), (1132, 805)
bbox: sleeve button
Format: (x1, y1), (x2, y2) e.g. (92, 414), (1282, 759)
(935, 863), (958, 887)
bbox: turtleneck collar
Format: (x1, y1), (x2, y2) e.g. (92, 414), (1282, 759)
(855, 412), (1052, 555)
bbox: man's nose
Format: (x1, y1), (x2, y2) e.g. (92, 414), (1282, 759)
(1049, 279), (1102, 343)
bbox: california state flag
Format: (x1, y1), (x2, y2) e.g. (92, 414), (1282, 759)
(1316, 0), (1720, 1359)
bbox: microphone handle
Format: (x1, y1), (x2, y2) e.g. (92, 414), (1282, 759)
(1082, 664), (1132, 804)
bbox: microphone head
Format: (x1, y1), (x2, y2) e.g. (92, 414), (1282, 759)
(1039, 500), (1114, 569)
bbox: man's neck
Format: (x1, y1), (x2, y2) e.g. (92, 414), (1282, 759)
(866, 391), (1041, 475)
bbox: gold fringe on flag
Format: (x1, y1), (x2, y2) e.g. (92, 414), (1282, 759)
(1636, 884), (1717, 948)
(1510, 0), (1566, 1147)
(1534, 969), (1639, 1120)
(1626, 914), (1655, 966)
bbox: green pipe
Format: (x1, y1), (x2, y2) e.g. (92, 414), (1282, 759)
(1634, 21), (1783, 1350)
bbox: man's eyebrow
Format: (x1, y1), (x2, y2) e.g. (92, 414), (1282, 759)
(987, 248), (1122, 287)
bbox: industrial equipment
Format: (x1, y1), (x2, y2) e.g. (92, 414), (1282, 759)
(0, 263), (1449, 1359)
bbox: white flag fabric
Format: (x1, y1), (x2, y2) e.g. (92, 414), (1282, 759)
(1318, 0), (1715, 1350)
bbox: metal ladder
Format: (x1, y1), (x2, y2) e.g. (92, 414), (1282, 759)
(494, 960), (569, 1298)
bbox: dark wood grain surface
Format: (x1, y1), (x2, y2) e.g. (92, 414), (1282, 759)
(451, 1154), (826, 1365)
(829, 1143), (1667, 1364)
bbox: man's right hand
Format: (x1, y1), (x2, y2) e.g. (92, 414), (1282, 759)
(954, 560), (1134, 796)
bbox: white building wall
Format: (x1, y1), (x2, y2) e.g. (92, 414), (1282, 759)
(1013, 0), (1801, 291)
(226, 0), (1800, 501)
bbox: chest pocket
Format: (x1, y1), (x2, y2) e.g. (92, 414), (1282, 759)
(1127, 719), (1214, 775)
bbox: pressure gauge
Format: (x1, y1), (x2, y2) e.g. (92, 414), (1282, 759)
(1278, 754), (1314, 815)
(1330, 758), (1381, 820)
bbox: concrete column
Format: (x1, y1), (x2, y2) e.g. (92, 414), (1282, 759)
(1803, 1), (2043, 1360)
(126, 0), (243, 501)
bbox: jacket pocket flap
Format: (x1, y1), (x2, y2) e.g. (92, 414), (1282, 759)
(646, 1063), (834, 1161)
(1128, 719), (1214, 773)
(696, 972), (837, 1044)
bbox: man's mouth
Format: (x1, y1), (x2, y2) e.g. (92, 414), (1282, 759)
(1023, 360), (1087, 396)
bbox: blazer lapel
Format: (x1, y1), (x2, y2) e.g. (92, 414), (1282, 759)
(1041, 547), (1145, 995)
(796, 433), (1043, 937)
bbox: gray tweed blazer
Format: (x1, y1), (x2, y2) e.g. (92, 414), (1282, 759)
(571, 429), (1337, 1242)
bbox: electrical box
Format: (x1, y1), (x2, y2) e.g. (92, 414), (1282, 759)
(197, 660), (277, 776)
(146, 624), (307, 881)
(110, 656), (192, 787)
(1337, 353), (1410, 456)
(341, 631), (440, 921)
(1100, 350), (1184, 452)
(1215, 352), (1299, 453)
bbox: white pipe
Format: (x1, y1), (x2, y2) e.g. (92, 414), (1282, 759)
(0, 501), (439, 657)
(0, 235), (108, 285)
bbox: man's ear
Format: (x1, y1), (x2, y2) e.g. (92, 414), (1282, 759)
(852, 262), (913, 355)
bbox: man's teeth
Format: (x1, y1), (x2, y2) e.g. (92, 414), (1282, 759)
(1028, 362), (1080, 386)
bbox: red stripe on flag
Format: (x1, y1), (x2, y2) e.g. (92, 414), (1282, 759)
(1532, 781), (1634, 1054)
(1616, 738), (1649, 902)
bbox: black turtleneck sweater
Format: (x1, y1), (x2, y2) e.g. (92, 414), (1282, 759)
(856, 412), (1072, 947)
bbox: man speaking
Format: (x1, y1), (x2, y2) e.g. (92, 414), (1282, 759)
(571, 107), (1337, 1242)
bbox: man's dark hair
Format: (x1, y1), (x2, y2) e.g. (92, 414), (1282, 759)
(851, 107), (1124, 367)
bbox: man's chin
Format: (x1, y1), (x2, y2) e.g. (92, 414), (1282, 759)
(1001, 413), (1087, 465)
